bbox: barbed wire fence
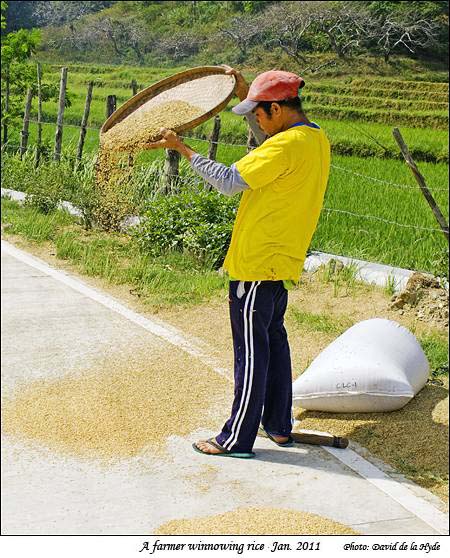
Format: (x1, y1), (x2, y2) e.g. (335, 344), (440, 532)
(2, 115), (448, 239)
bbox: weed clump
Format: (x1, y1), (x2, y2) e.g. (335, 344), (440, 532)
(133, 186), (238, 269)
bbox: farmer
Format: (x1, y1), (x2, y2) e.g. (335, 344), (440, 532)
(145, 66), (331, 458)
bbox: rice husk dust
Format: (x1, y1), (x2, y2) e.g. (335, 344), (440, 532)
(1, 347), (230, 462)
(155, 507), (358, 535)
(95, 100), (203, 231)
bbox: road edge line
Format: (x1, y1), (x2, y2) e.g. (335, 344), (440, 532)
(323, 445), (449, 534)
(1, 239), (232, 383)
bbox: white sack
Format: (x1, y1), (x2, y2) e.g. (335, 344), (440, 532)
(292, 318), (429, 412)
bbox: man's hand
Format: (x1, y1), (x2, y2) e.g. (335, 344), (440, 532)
(144, 127), (197, 162)
(221, 64), (249, 102)
(144, 128), (185, 151)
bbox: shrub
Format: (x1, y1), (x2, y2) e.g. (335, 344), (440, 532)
(132, 187), (239, 268)
(22, 161), (67, 214)
(1, 149), (35, 191)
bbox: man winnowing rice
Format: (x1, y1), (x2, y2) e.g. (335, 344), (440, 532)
(145, 66), (331, 458)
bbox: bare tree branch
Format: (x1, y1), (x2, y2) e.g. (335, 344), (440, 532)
(79, 16), (149, 63)
(218, 13), (262, 58)
(262, 2), (315, 65)
(311, 1), (369, 59)
(157, 33), (206, 62)
(368, 14), (440, 62)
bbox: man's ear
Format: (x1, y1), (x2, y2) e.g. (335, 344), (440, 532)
(270, 102), (281, 115)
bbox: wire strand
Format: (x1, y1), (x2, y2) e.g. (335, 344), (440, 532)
(2, 145), (447, 236)
(21, 118), (448, 190)
(323, 207), (446, 233)
(330, 163), (448, 191)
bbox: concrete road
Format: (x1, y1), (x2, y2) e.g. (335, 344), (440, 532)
(1, 240), (448, 535)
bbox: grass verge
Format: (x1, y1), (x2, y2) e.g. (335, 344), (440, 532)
(1, 198), (227, 309)
(3, 146), (448, 277)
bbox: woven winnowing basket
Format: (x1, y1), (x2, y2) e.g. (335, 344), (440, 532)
(100, 66), (236, 139)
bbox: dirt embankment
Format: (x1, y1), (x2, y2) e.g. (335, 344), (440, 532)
(390, 272), (449, 329)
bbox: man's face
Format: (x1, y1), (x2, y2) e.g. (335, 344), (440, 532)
(252, 104), (282, 137)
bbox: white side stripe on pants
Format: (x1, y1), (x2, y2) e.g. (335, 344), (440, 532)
(223, 281), (261, 450)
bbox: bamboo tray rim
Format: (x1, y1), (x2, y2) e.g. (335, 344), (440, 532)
(100, 66), (236, 137)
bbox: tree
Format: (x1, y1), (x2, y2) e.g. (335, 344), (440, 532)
(1, 1), (41, 144)
(5, 0), (36, 31)
(218, 13), (262, 61)
(157, 32), (205, 63)
(80, 15), (149, 64)
(32, 1), (116, 28)
(311, 1), (370, 59)
(366, 10), (442, 61)
(261, 2), (316, 66)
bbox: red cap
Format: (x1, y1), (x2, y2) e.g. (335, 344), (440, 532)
(233, 70), (305, 115)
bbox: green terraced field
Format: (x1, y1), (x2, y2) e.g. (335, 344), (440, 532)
(9, 104), (448, 164)
(10, 63), (446, 161)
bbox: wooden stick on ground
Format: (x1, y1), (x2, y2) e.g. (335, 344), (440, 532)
(291, 430), (349, 449)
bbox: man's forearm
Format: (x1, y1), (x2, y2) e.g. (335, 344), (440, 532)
(177, 143), (197, 162)
(170, 141), (248, 196)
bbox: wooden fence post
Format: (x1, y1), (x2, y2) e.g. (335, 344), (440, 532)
(163, 149), (181, 193)
(35, 62), (43, 166)
(207, 115), (221, 161)
(131, 79), (138, 96)
(247, 127), (257, 152)
(2, 66), (10, 146)
(20, 88), (33, 158)
(393, 127), (449, 244)
(106, 95), (116, 118)
(76, 81), (94, 164)
(53, 67), (68, 162)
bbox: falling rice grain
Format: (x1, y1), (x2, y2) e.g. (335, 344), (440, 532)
(101, 100), (203, 152)
(94, 100), (203, 230)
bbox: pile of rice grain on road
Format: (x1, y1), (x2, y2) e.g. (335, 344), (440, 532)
(95, 100), (203, 231)
(155, 507), (358, 535)
(1, 348), (230, 462)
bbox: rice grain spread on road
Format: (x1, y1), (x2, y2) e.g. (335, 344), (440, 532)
(154, 507), (358, 535)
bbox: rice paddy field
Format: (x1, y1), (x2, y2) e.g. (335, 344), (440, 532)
(3, 63), (449, 275)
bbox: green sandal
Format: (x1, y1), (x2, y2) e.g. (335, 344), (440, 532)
(192, 438), (255, 459)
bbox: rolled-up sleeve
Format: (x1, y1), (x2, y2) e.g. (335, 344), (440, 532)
(190, 154), (249, 196)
